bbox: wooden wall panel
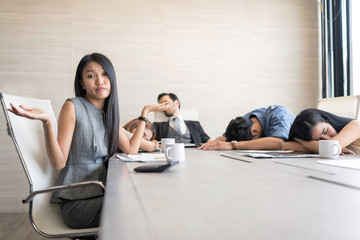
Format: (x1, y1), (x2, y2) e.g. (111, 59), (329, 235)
(0, 0), (73, 213)
(0, 0), (318, 213)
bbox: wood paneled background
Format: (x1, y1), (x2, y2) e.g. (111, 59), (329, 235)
(0, 0), (319, 213)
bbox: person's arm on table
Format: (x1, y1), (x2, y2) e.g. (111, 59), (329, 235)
(198, 136), (225, 149)
(294, 138), (355, 155)
(139, 139), (158, 152)
(200, 137), (284, 150)
(282, 141), (310, 153)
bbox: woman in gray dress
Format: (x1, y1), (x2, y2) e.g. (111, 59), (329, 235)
(8, 53), (169, 231)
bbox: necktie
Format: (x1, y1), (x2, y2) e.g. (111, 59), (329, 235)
(173, 117), (182, 135)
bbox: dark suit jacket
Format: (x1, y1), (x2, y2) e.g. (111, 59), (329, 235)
(153, 120), (210, 144)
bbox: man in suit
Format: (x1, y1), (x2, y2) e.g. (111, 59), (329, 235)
(153, 93), (210, 144)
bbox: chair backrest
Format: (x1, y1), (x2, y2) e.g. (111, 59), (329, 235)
(317, 95), (360, 119)
(0, 93), (58, 192)
(0, 93), (99, 238)
(150, 108), (199, 122)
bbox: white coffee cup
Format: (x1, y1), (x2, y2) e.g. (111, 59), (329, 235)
(319, 140), (341, 159)
(160, 138), (175, 152)
(165, 143), (185, 162)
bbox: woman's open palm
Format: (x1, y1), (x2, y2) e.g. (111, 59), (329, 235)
(8, 103), (50, 123)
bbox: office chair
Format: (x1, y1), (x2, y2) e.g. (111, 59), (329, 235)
(317, 95), (360, 119)
(0, 93), (104, 239)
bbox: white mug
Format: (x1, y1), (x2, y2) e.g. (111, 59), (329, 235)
(160, 138), (175, 152)
(165, 143), (185, 162)
(319, 140), (341, 159)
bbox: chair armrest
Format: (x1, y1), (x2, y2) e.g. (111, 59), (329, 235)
(22, 180), (105, 204)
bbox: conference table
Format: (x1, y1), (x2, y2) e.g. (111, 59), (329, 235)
(100, 148), (360, 240)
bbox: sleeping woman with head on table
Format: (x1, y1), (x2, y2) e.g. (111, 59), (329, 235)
(122, 118), (159, 152)
(288, 108), (360, 155)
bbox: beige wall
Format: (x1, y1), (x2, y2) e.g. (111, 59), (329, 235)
(0, 0), (319, 213)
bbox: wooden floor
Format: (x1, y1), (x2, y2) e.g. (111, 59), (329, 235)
(0, 213), (67, 240)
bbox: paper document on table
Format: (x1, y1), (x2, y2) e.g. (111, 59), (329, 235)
(116, 153), (166, 162)
(318, 159), (360, 170)
(277, 154), (320, 158)
(240, 153), (319, 159)
(236, 150), (294, 154)
(238, 153), (276, 158)
(235, 150), (293, 158)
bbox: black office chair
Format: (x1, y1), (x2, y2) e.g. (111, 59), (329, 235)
(0, 93), (104, 239)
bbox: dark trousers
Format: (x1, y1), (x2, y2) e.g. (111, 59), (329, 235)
(60, 196), (103, 229)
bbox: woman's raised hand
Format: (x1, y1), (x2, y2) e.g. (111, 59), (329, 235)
(8, 103), (51, 123)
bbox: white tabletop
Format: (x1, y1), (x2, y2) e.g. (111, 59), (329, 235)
(100, 149), (360, 240)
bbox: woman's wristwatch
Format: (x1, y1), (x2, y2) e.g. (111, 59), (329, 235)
(138, 116), (149, 122)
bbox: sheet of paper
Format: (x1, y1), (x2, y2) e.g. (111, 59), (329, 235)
(239, 153), (276, 158)
(117, 153), (166, 162)
(234, 150), (294, 158)
(277, 154), (320, 158)
(317, 159), (360, 170)
(236, 150), (294, 154)
(240, 153), (319, 159)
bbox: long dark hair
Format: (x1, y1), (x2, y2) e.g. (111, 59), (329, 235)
(224, 116), (254, 141)
(74, 53), (120, 159)
(289, 108), (352, 141)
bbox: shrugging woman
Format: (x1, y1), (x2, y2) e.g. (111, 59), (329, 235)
(289, 108), (360, 154)
(8, 53), (169, 230)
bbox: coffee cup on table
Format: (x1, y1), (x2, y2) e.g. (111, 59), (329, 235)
(319, 140), (341, 159)
(160, 138), (175, 152)
(165, 143), (185, 163)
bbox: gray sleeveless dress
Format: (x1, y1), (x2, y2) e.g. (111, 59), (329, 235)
(50, 97), (108, 228)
